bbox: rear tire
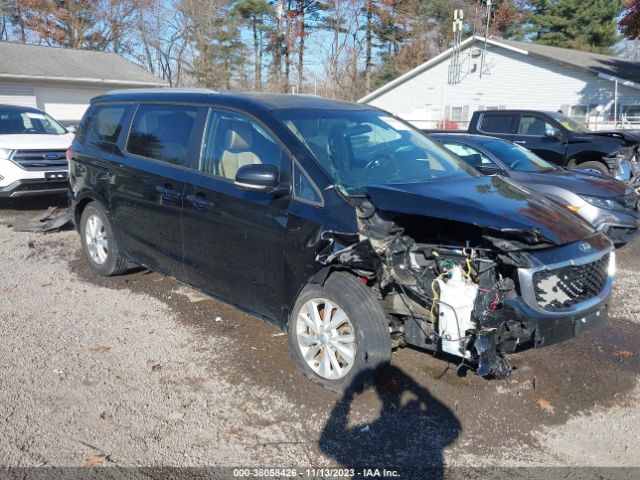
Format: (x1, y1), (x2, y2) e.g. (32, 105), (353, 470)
(577, 160), (610, 176)
(80, 202), (129, 276)
(288, 272), (391, 392)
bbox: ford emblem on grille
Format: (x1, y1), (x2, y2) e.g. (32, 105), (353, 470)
(43, 153), (61, 159)
(579, 241), (592, 252)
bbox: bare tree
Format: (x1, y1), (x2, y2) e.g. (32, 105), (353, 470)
(132, 0), (188, 86)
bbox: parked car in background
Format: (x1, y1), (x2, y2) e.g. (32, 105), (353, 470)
(431, 133), (639, 247)
(0, 105), (73, 198)
(463, 110), (639, 177)
(70, 90), (615, 390)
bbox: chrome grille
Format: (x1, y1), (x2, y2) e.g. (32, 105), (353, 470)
(11, 149), (67, 171)
(623, 188), (639, 211)
(531, 254), (610, 312)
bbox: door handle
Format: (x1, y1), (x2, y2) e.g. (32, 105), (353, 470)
(156, 184), (182, 200)
(186, 193), (215, 209)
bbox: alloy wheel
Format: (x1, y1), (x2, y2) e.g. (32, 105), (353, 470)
(85, 214), (108, 265)
(295, 298), (357, 380)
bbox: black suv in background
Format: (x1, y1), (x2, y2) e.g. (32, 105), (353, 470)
(467, 109), (638, 176)
(69, 90), (615, 391)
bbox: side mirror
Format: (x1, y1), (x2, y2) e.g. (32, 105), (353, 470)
(234, 164), (281, 192)
(475, 164), (504, 175)
(545, 127), (562, 140)
(66, 125), (77, 134)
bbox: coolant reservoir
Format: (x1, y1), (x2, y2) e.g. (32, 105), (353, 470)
(436, 265), (479, 357)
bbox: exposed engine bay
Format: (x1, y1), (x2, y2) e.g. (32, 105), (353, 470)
(318, 199), (613, 379)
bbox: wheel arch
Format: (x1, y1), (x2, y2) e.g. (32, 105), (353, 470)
(73, 192), (109, 229)
(284, 265), (370, 330)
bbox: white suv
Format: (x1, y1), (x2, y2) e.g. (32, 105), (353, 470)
(0, 104), (74, 198)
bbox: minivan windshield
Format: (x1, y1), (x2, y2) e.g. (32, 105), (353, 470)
(481, 139), (559, 173)
(0, 107), (67, 135)
(276, 109), (478, 193)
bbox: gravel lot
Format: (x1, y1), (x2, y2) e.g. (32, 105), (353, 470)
(1, 196), (640, 474)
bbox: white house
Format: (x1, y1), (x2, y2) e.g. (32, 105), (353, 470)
(0, 42), (167, 125)
(360, 35), (640, 130)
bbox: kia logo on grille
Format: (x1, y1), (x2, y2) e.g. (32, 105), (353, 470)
(43, 153), (61, 159)
(579, 241), (592, 252)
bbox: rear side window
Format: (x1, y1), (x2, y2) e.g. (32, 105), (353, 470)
(127, 104), (198, 166)
(480, 114), (514, 134)
(77, 104), (129, 148)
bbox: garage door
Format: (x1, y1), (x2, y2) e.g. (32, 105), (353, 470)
(0, 86), (38, 108)
(37, 87), (105, 124)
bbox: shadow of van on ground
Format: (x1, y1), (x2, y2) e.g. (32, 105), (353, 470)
(319, 365), (461, 479)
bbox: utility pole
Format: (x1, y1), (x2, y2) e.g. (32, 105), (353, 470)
(480, 0), (492, 79)
(448, 9), (464, 85)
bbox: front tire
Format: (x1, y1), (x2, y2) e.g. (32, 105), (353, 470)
(288, 272), (391, 392)
(577, 160), (610, 176)
(80, 202), (129, 276)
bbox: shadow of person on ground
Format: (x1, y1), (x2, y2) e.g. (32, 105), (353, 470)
(319, 365), (461, 479)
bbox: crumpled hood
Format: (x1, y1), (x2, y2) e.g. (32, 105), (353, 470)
(0, 133), (74, 150)
(364, 175), (595, 246)
(528, 169), (627, 198)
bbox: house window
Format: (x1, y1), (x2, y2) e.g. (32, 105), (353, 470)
(622, 105), (640, 119)
(451, 107), (464, 122)
(569, 105), (589, 120)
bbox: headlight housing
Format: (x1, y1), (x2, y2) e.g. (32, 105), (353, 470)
(580, 194), (624, 211)
(0, 148), (14, 160)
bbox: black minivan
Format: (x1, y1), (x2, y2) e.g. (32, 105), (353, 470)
(69, 89), (615, 391)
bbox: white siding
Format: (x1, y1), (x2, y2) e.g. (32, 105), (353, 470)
(0, 86), (37, 108)
(367, 43), (640, 128)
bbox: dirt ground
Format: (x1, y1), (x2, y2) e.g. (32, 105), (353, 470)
(1, 196), (640, 476)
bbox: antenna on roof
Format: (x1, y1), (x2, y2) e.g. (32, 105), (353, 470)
(479, 0), (492, 79)
(448, 8), (464, 85)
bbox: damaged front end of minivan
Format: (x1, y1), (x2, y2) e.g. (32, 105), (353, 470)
(317, 184), (615, 379)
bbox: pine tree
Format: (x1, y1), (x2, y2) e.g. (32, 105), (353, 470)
(528, 0), (623, 53)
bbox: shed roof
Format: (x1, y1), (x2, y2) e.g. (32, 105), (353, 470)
(0, 41), (167, 86)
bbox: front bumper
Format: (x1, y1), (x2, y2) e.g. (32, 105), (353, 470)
(474, 236), (614, 377)
(0, 178), (68, 198)
(496, 293), (609, 353)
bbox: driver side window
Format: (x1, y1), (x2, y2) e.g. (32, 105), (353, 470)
(442, 142), (497, 168)
(518, 115), (555, 136)
(201, 109), (287, 180)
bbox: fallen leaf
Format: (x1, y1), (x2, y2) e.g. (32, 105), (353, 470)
(89, 345), (111, 353)
(614, 350), (634, 358)
(536, 397), (555, 415)
(27, 241), (35, 249)
(151, 364), (163, 372)
(228, 427), (244, 435)
(82, 453), (108, 468)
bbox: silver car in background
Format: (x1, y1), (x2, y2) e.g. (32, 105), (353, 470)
(431, 133), (640, 247)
